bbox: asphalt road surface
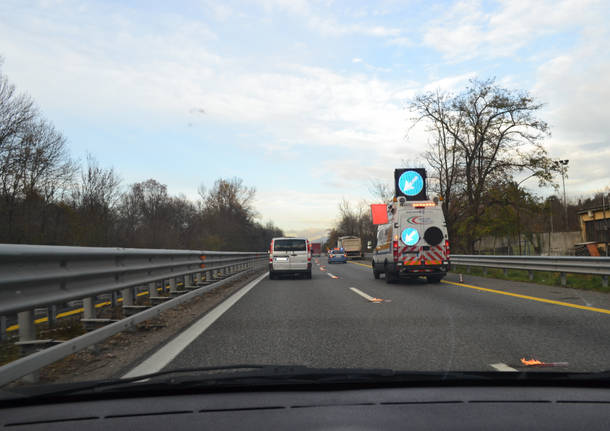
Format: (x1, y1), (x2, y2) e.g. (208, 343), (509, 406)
(149, 259), (610, 374)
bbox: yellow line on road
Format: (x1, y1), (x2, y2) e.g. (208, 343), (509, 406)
(349, 261), (372, 268)
(442, 280), (610, 315)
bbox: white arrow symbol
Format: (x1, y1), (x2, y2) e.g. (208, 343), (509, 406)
(403, 176), (418, 191)
(404, 230), (417, 242)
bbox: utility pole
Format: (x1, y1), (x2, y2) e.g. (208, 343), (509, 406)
(593, 188), (608, 256)
(548, 196), (554, 255)
(557, 160), (569, 230)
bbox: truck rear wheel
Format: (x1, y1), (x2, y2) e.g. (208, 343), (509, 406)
(384, 265), (398, 284)
(372, 263), (380, 279)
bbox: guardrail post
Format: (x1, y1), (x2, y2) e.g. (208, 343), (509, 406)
(169, 277), (178, 296)
(560, 272), (567, 287)
(121, 287), (134, 307)
(483, 267), (488, 276)
(503, 268), (508, 276)
(83, 297), (95, 319)
(466, 266), (471, 274)
(604, 276), (608, 288)
(47, 305), (57, 328)
(16, 310), (39, 382)
(148, 282), (157, 298)
(1, 316), (7, 341)
(17, 310), (36, 343)
(528, 270), (534, 281)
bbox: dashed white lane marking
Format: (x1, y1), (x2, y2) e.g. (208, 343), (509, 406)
(349, 287), (383, 303)
(327, 272), (339, 279)
(490, 363), (518, 372)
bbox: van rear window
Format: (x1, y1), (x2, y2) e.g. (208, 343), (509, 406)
(274, 239), (306, 251)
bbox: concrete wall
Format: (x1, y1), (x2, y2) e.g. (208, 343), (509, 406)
(474, 231), (581, 256)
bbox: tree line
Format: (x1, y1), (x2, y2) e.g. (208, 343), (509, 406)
(0, 61), (282, 251)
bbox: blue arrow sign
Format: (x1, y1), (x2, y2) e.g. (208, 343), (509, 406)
(401, 228), (419, 246)
(398, 170), (424, 196)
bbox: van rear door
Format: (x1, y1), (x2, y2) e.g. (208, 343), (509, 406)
(289, 239), (308, 270)
(273, 239), (308, 271)
(272, 239), (291, 271)
(399, 207), (447, 263)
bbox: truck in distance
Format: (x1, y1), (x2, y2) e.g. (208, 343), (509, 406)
(337, 236), (362, 259)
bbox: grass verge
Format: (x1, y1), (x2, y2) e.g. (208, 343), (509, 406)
(451, 265), (610, 293)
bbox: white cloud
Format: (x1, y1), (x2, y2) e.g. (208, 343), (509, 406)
(352, 57), (363, 63)
(534, 51), (610, 196)
(388, 36), (413, 47)
(254, 0), (401, 38)
(423, 0), (601, 61)
(254, 189), (358, 232)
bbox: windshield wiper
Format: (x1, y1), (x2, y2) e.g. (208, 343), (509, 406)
(0, 365), (486, 401)
(3, 366), (610, 403)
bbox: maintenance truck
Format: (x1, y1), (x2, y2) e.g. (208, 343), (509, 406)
(371, 168), (450, 283)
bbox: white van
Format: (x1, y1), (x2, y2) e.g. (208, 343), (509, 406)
(269, 237), (312, 279)
(372, 198), (450, 283)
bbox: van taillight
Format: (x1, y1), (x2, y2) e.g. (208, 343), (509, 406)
(393, 240), (399, 261)
(445, 240), (450, 258)
(269, 240), (273, 262)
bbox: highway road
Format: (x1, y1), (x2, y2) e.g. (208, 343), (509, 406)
(126, 259), (610, 376)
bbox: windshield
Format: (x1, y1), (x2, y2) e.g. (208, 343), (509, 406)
(274, 239), (306, 252)
(1, 0), (610, 394)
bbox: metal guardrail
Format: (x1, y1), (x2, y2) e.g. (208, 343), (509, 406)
(451, 254), (610, 287)
(0, 244), (267, 385)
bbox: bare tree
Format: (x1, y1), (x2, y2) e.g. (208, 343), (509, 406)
(71, 154), (121, 245)
(203, 177), (256, 219)
(369, 178), (393, 202)
(411, 78), (556, 251)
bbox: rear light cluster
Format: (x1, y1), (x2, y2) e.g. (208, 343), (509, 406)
(269, 240), (273, 263)
(413, 202), (436, 208)
(445, 240), (450, 258)
(392, 240), (399, 262)
(307, 240), (311, 262)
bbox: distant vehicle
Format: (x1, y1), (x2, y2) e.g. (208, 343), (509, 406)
(269, 237), (312, 279)
(327, 248), (347, 264)
(372, 197), (450, 284)
(310, 242), (322, 257)
(337, 236), (362, 259)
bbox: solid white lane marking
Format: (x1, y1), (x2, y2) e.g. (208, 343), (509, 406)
(122, 272), (269, 379)
(349, 287), (383, 303)
(327, 272), (339, 279)
(490, 363), (518, 372)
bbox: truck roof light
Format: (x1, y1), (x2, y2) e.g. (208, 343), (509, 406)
(413, 202), (436, 208)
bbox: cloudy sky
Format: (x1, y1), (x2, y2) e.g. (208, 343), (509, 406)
(1, 0), (609, 239)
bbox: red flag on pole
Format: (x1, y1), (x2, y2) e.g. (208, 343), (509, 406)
(370, 204), (388, 225)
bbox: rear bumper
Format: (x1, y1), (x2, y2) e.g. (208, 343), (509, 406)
(269, 263), (312, 274)
(381, 262), (450, 277)
(328, 258), (347, 263)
